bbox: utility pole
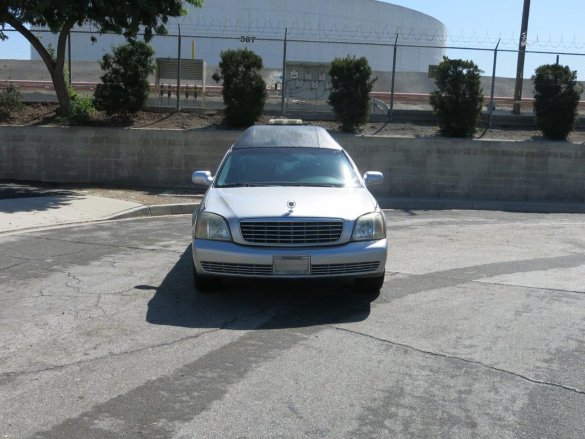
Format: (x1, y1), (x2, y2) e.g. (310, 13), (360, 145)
(512, 0), (531, 114)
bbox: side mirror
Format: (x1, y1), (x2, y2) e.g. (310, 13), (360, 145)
(192, 170), (213, 186)
(363, 171), (384, 186)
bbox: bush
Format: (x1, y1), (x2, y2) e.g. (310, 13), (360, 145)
(54, 87), (96, 125)
(328, 56), (375, 133)
(212, 48), (267, 127)
(0, 84), (23, 120)
(67, 92), (96, 125)
(532, 64), (583, 140)
(93, 40), (155, 117)
(430, 57), (484, 138)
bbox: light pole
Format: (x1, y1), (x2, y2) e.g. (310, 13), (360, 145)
(512, 0), (531, 114)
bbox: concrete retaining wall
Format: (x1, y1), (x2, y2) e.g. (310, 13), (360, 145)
(1, 126), (584, 204)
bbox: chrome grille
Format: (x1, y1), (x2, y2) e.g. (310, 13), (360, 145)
(201, 261), (272, 275)
(240, 220), (343, 245)
(310, 262), (380, 275)
(200, 261), (381, 276)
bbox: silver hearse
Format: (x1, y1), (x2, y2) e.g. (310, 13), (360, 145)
(191, 124), (387, 292)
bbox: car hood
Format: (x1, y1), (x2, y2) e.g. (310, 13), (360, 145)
(203, 186), (379, 220)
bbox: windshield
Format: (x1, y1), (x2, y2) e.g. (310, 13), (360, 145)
(215, 147), (361, 188)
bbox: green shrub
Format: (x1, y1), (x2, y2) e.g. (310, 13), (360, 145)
(429, 57), (484, 138)
(55, 87), (96, 126)
(212, 48), (267, 127)
(66, 91), (96, 125)
(0, 84), (24, 120)
(93, 40), (155, 117)
(328, 56), (375, 133)
(532, 64), (583, 140)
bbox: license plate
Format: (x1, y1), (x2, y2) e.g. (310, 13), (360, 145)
(273, 256), (310, 275)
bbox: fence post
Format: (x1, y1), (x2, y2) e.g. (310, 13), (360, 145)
(488, 39), (500, 129)
(513, 0), (531, 114)
(177, 24), (182, 111)
(281, 28), (288, 117)
(388, 33), (399, 122)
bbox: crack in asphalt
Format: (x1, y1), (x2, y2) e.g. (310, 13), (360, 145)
(471, 278), (585, 295)
(95, 294), (107, 316)
(2, 248), (88, 263)
(26, 235), (183, 254)
(393, 270), (585, 296)
(0, 307), (275, 381)
(0, 260), (28, 272)
(333, 326), (585, 397)
(1, 283), (166, 302)
(0, 328), (223, 381)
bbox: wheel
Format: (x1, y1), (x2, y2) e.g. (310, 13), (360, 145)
(193, 264), (222, 293)
(354, 272), (385, 293)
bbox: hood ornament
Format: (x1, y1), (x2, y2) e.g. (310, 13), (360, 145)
(287, 200), (296, 212)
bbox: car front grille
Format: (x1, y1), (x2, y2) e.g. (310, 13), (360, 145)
(200, 261), (380, 276)
(240, 220), (344, 245)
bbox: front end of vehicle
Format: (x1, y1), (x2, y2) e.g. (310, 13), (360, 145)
(191, 187), (387, 292)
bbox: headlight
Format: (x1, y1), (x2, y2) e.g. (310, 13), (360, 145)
(195, 212), (232, 241)
(351, 212), (386, 241)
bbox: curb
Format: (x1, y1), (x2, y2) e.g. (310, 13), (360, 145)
(105, 202), (199, 220)
(0, 202), (200, 236)
(378, 197), (585, 214)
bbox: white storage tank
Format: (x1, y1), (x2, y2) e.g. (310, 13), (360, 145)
(32, 0), (446, 73)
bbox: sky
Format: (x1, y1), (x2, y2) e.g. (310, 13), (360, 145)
(385, 0), (585, 50)
(2, 0), (585, 78)
(384, 0), (585, 79)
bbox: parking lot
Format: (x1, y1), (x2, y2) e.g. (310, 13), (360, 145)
(1, 210), (585, 438)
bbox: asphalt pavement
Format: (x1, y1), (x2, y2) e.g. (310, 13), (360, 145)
(2, 209), (585, 438)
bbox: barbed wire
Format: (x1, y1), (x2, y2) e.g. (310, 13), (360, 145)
(3, 24), (585, 52)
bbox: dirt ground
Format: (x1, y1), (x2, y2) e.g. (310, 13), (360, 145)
(0, 181), (205, 206)
(73, 185), (204, 206)
(3, 102), (585, 143)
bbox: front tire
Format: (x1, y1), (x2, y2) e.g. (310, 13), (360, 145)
(354, 272), (385, 293)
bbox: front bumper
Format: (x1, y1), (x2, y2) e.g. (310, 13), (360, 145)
(192, 238), (387, 279)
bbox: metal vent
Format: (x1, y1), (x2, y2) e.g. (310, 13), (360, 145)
(200, 261), (380, 277)
(240, 220), (343, 245)
(310, 262), (380, 275)
(201, 262), (272, 276)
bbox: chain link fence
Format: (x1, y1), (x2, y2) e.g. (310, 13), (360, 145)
(1, 28), (585, 118)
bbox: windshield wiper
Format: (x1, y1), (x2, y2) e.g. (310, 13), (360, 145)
(217, 183), (255, 188)
(218, 182), (342, 188)
(218, 183), (274, 188)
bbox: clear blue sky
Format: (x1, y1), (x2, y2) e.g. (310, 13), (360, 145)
(2, 1), (584, 62)
(385, 0), (585, 50)
(384, 0), (585, 79)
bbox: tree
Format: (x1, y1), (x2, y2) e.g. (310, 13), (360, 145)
(212, 48), (266, 128)
(328, 56), (375, 133)
(430, 57), (484, 138)
(532, 64), (583, 140)
(0, 0), (203, 113)
(94, 40), (155, 118)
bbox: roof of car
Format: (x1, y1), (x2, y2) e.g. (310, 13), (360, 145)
(232, 125), (343, 150)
